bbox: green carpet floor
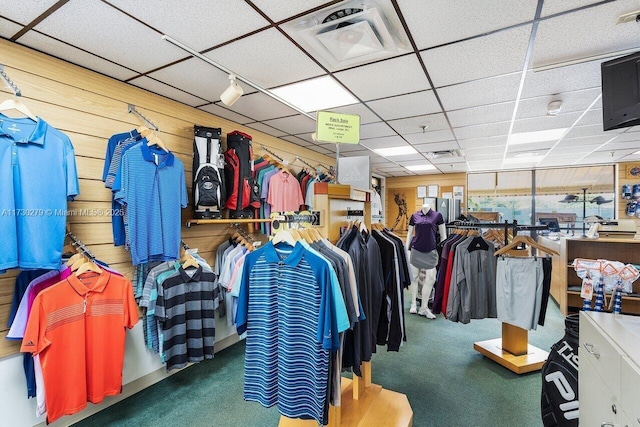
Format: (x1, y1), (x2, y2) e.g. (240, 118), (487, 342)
(74, 292), (565, 427)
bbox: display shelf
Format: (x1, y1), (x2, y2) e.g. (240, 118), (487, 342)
(541, 236), (640, 316)
(473, 339), (548, 374)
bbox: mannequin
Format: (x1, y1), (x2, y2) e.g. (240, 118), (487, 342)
(405, 202), (446, 318)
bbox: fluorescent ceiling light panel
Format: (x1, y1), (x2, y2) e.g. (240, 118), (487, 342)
(503, 155), (545, 164)
(373, 146), (418, 156)
(270, 76), (357, 112)
(405, 164), (436, 171)
(508, 128), (567, 145)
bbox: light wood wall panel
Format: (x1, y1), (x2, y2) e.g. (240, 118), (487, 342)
(384, 174), (466, 233)
(0, 39), (334, 357)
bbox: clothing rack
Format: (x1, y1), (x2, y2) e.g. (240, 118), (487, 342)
(294, 155), (316, 171)
(447, 220), (551, 374)
(65, 230), (96, 260)
(230, 223), (255, 243)
(259, 144), (283, 162)
(127, 104), (159, 131)
(0, 65), (21, 97)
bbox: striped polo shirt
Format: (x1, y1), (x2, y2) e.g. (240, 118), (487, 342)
(236, 242), (349, 424)
(113, 143), (187, 265)
(154, 266), (219, 371)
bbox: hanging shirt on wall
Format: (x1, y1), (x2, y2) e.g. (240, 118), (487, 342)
(21, 271), (138, 424)
(267, 170), (304, 213)
(0, 116), (80, 271)
(113, 143), (187, 265)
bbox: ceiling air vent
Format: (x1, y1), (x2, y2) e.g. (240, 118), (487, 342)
(282, 0), (411, 71)
(425, 150), (461, 159)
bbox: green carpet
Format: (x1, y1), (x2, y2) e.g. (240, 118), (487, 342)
(74, 292), (564, 427)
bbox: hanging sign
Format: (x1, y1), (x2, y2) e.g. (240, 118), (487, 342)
(316, 111), (360, 144)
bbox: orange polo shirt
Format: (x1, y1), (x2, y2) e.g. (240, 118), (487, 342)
(21, 271), (138, 423)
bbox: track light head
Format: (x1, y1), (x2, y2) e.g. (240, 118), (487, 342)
(220, 74), (243, 106)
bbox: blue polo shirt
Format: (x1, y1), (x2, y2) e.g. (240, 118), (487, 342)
(0, 115), (79, 270)
(236, 242), (348, 424)
(113, 143), (187, 265)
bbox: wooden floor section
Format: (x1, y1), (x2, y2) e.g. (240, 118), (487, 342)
(279, 377), (413, 427)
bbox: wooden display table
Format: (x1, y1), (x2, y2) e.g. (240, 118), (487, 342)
(474, 324), (548, 374)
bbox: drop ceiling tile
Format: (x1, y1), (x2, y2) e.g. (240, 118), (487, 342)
(370, 156), (393, 164)
(263, 115), (317, 135)
(360, 136), (409, 149)
(307, 145), (333, 155)
(511, 111), (582, 133)
(607, 132), (640, 144)
(198, 103), (253, 125)
(454, 122), (511, 140)
(376, 165), (408, 172)
(398, 0), (537, 49)
(442, 162), (469, 172)
(0, 0), (58, 25)
(281, 135), (315, 147)
(542, 0), (603, 17)
(532, 0), (640, 67)
(342, 149), (375, 157)
(149, 58), (255, 103)
(327, 103), (380, 124)
(578, 108), (604, 127)
(251, 1), (329, 22)
(332, 144), (366, 153)
(404, 129), (456, 145)
(334, 55), (431, 101)
(360, 122), (396, 140)
(465, 153), (503, 161)
(128, 76), (207, 107)
(414, 141), (459, 152)
(468, 160), (503, 171)
(447, 102), (515, 128)
(245, 122), (287, 137)
(205, 28), (325, 88)
(19, 31), (138, 80)
(0, 18), (22, 38)
(220, 92), (300, 121)
(516, 88), (602, 120)
(33, 0), (187, 73)
(437, 73), (522, 110)
(555, 135), (613, 148)
(421, 25), (532, 87)
(506, 140), (556, 153)
(564, 123), (625, 139)
(459, 135), (508, 150)
(430, 156), (467, 165)
(596, 138), (639, 150)
(366, 91), (441, 121)
(108, 0), (269, 51)
(379, 153), (425, 162)
(388, 113), (449, 135)
(398, 159), (436, 167)
(521, 60), (602, 98)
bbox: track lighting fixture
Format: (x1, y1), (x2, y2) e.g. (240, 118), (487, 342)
(220, 74), (243, 107)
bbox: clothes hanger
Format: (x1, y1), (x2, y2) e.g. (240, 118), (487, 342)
(66, 252), (85, 267)
(0, 97), (37, 121)
(494, 235), (559, 256)
(146, 132), (169, 152)
(181, 253), (200, 270)
(272, 229), (296, 246)
(75, 258), (103, 277)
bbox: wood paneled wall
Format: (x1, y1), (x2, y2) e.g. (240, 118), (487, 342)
(0, 39), (334, 357)
(385, 173), (466, 234)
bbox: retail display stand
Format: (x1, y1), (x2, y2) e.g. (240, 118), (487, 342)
(448, 221), (553, 374)
(278, 184), (413, 426)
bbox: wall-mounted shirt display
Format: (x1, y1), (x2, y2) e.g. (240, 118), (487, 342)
(0, 115), (79, 270)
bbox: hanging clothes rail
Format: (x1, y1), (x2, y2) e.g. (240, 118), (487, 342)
(445, 220), (552, 374)
(295, 155), (316, 170)
(65, 230), (96, 260)
(0, 65), (21, 97)
(127, 104), (159, 131)
(260, 144), (283, 162)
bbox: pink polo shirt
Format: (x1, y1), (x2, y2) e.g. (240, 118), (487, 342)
(267, 170), (304, 212)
